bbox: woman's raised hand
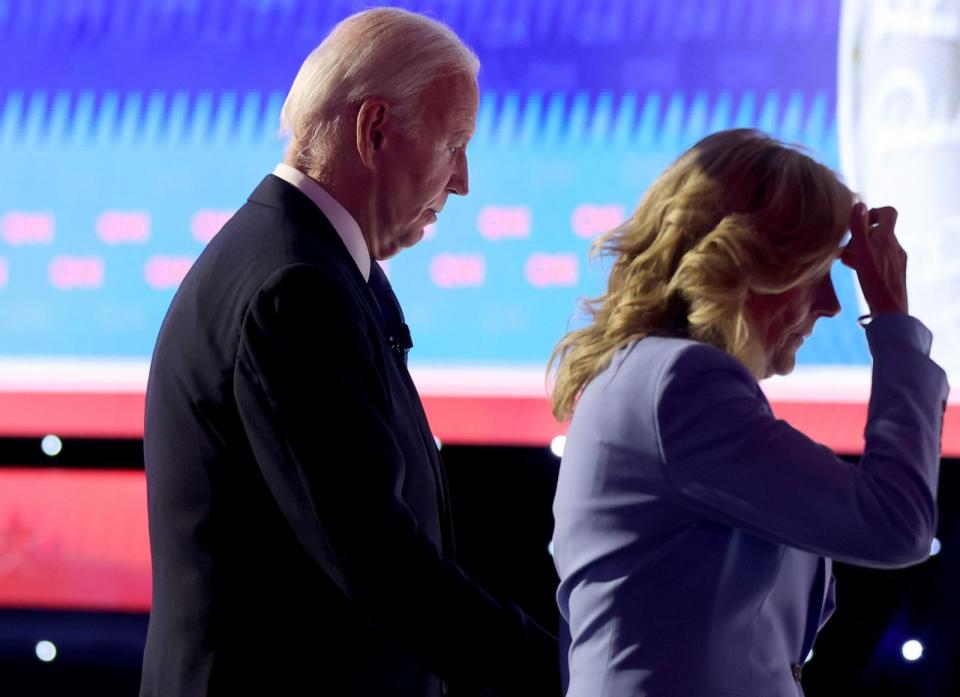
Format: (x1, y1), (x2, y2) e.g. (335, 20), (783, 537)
(840, 202), (908, 316)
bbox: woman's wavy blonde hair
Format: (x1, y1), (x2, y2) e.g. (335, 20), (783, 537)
(550, 128), (853, 421)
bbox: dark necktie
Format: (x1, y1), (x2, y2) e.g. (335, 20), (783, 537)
(369, 261), (455, 556)
(367, 260), (413, 364)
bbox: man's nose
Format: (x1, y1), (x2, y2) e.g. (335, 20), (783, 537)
(447, 152), (469, 196)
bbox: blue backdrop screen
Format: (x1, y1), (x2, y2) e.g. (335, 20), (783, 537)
(1, 0), (869, 375)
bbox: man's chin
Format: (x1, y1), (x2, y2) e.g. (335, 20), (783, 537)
(400, 227), (426, 249)
(373, 230), (424, 261)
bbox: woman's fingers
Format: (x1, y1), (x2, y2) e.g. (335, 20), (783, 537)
(840, 203), (868, 269)
(841, 203), (908, 315)
(869, 206), (897, 229)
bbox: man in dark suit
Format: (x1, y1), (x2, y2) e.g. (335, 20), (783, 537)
(139, 8), (558, 697)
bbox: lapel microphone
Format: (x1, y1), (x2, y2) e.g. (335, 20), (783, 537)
(389, 323), (413, 363)
(369, 261), (413, 364)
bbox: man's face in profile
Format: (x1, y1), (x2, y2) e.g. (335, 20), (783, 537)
(374, 72), (479, 259)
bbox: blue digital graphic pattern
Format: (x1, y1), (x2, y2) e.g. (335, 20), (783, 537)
(0, 0), (868, 368)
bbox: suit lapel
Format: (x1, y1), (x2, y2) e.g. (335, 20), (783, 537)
(249, 175), (456, 554)
(370, 293), (456, 557)
(397, 361), (456, 556)
(248, 175), (397, 349)
(800, 557), (830, 660)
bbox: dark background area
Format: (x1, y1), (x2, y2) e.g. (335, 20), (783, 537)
(0, 439), (957, 696)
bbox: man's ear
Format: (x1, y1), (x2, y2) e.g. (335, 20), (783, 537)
(356, 98), (390, 169)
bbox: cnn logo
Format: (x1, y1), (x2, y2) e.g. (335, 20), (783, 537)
(571, 204), (625, 239)
(1, 211), (54, 245)
(525, 254), (578, 288)
(96, 211), (151, 244)
(477, 206), (531, 240)
(144, 256), (195, 289)
(430, 254), (485, 289)
(49, 256), (105, 290)
(191, 210), (234, 243)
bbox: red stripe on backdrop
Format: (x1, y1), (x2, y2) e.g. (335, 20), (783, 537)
(0, 396), (957, 612)
(0, 468), (151, 611)
(0, 392), (146, 438)
(0, 391), (958, 454)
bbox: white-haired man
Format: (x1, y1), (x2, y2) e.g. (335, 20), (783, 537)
(140, 8), (559, 697)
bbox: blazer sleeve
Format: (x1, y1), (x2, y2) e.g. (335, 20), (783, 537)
(655, 314), (949, 568)
(233, 263), (558, 696)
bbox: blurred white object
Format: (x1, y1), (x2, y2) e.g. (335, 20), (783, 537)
(35, 640), (57, 662)
(901, 638), (924, 661)
(839, 0), (960, 382)
(550, 435), (566, 458)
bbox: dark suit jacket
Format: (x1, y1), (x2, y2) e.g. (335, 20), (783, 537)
(140, 175), (558, 697)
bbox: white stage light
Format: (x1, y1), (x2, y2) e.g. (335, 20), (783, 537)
(41, 435), (62, 457)
(35, 640), (57, 662)
(550, 435), (566, 458)
(931, 537), (942, 556)
(901, 639), (923, 662)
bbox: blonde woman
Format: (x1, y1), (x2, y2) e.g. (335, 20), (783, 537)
(550, 129), (948, 697)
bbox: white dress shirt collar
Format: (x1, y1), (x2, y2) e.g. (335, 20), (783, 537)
(272, 162), (371, 281)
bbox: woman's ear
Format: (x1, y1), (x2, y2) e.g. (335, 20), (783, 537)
(356, 98), (390, 169)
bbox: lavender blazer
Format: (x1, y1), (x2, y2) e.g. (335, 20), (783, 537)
(552, 314), (948, 697)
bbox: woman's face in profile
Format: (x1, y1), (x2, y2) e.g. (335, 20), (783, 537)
(746, 268), (842, 379)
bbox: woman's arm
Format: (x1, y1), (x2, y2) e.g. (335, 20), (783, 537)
(656, 316), (947, 568)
